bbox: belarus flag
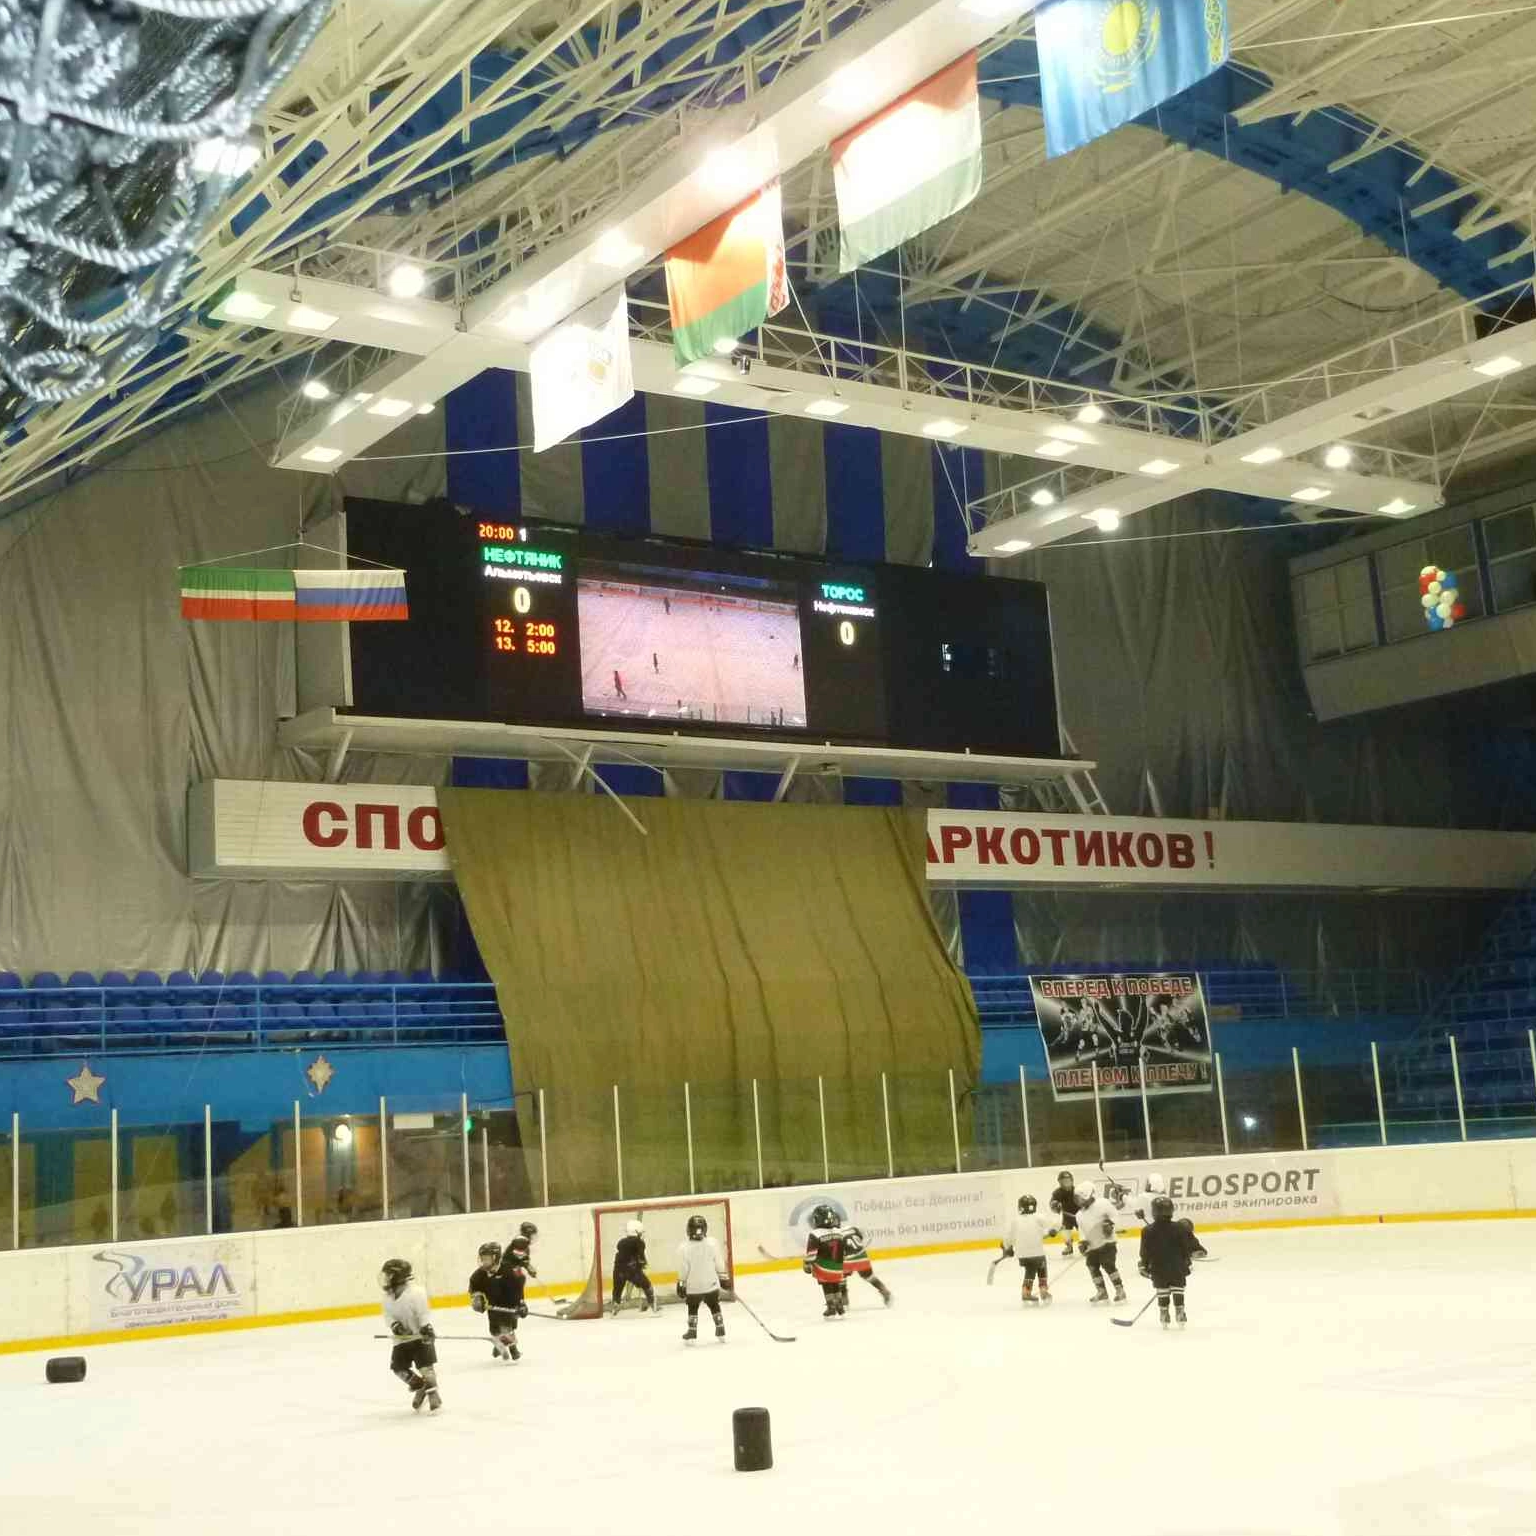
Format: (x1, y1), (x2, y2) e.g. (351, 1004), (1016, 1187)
(831, 52), (983, 273)
(664, 179), (789, 367)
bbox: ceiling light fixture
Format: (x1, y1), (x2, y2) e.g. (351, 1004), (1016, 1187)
(712, 337), (740, 356)
(366, 397), (414, 418)
(673, 377), (720, 397)
(352, 391), (373, 403)
(804, 398), (849, 418)
(1323, 443), (1353, 470)
(416, 402), (435, 415)
(994, 538), (1033, 554)
(592, 230), (644, 268)
(1075, 402), (1105, 425)
(1085, 509), (1121, 531)
(288, 305), (338, 333)
(1029, 488), (1056, 507)
(922, 418), (966, 439)
(1291, 486), (1330, 502)
(700, 147), (749, 195)
(819, 67), (878, 113)
(192, 136), (261, 179)
(387, 263), (427, 298)
(1473, 354), (1523, 378)
(1036, 439), (1080, 457)
(1240, 445), (1284, 465)
(1139, 458), (1178, 475)
(300, 446), (342, 465)
(216, 290), (274, 323)
(300, 380), (331, 402)
(1378, 498), (1415, 516)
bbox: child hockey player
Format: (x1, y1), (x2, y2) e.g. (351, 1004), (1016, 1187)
(1074, 1181), (1128, 1305)
(468, 1240), (521, 1361)
(508, 1221), (539, 1278)
(676, 1212), (729, 1343)
(1112, 1172), (1210, 1260)
(380, 1257), (442, 1412)
(1138, 1194), (1198, 1327)
(839, 1220), (893, 1308)
(608, 1218), (657, 1316)
(1049, 1171), (1081, 1257)
(1000, 1194), (1062, 1306)
(804, 1204), (848, 1317)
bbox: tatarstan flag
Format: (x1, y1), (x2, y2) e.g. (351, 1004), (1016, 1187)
(831, 52), (983, 273)
(178, 566), (296, 621)
(664, 179), (789, 367)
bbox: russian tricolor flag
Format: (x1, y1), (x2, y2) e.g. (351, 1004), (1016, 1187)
(293, 568), (409, 622)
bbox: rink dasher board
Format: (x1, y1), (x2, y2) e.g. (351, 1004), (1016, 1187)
(5, 1139), (1536, 1353)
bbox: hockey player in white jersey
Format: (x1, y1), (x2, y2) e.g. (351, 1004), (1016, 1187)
(675, 1212), (729, 1343)
(1112, 1172), (1210, 1260)
(999, 1194), (1062, 1306)
(1074, 1182), (1128, 1305)
(380, 1257), (442, 1412)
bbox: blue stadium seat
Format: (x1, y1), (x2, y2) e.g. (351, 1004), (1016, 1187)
(268, 1000), (307, 1043)
(66, 970), (97, 989)
(408, 969), (434, 985)
(291, 969), (321, 988)
(227, 969), (258, 994)
(30, 971), (62, 990)
(259, 969), (289, 988)
(305, 999), (338, 1038)
(198, 969), (225, 990)
(99, 970), (130, 989)
(0, 970), (21, 990)
(132, 971), (163, 990)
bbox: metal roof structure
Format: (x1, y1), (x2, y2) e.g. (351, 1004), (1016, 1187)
(3, 0), (1536, 531)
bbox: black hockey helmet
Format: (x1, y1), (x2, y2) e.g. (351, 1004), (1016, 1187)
(1057, 1170), (1074, 1186)
(379, 1257), (412, 1294)
(1018, 1194), (1037, 1214)
(685, 1213), (708, 1239)
(811, 1203), (840, 1229)
(478, 1240), (503, 1267)
(1150, 1195), (1175, 1222)
(519, 1221), (538, 1241)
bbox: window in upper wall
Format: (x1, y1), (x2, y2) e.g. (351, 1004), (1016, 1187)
(1485, 505), (1536, 615)
(1296, 556), (1375, 661)
(1377, 523), (1484, 642)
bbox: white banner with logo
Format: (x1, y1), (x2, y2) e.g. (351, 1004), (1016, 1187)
(777, 1177), (1007, 1258)
(189, 779), (1536, 890)
(85, 1242), (251, 1332)
(1107, 1153), (1339, 1226)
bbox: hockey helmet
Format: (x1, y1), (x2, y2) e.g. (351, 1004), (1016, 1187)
(625, 1219), (644, 1238)
(810, 1203), (840, 1229)
(378, 1257), (412, 1295)
(1078, 1180), (1098, 1205)
(1018, 1194), (1037, 1214)
(685, 1214), (708, 1239)
(519, 1221), (539, 1241)
(1150, 1195), (1175, 1222)
(1056, 1170), (1074, 1186)
(478, 1240), (503, 1267)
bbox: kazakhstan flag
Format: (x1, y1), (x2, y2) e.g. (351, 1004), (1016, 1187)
(1036, 0), (1230, 158)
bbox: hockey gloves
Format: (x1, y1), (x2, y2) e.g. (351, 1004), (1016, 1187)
(517, 1302), (529, 1318)
(676, 1282), (686, 1300)
(390, 1320), (410, 1336)
(419, 1323), (435, 1340)
(471, 1292), (488, 1313)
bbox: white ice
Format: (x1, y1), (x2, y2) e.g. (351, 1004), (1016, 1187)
(5, 1222), (1536, 1536)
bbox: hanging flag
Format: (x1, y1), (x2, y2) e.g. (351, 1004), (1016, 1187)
(1036, 0), (1229, 159)
(664, 179), (789, 367)
(529, 285), (635, 452)
(293, 568), (409, 622)
(179, 567), (408, 621)
(179, 567), (295, 621)
(831, 52), (983, 273)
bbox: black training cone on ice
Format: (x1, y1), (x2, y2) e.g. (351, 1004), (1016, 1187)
(46, 1356), (86, 1384)
(732, 1406), (772, 1471)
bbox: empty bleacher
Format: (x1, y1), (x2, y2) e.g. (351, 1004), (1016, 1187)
(0, 968), (503, 1057)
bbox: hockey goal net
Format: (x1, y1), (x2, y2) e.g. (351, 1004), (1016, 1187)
(561, 1197), (735, 1319)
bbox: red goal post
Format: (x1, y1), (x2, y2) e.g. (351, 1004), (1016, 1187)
(561, 1197), (735, 1319)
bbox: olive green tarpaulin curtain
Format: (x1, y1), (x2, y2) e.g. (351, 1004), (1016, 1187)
(439, 790), (981, 1203)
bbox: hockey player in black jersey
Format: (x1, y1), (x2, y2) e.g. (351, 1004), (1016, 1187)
(804, 1204), (848, 1317)
(468, 1241), (521, 1361)
(1138, 1195), (1198, 1328)
(507, 1222), (539, 1279)
(1049, 1171), (1081, 1257)
(608, 1218), (657, 1316)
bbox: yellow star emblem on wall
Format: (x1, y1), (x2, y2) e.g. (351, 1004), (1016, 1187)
(66, 1063), (106, 1105)
(305, 1054), (336, 1094)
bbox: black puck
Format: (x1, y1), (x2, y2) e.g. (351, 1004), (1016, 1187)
(46, 1356), (86, 1385)
(732, 1406), (772, 1471)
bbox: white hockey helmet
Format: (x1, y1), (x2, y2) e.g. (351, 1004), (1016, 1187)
(625, 1219), (644, 1237)
(1144, 1173), (1167, 1195)
(1078, 1180), (1098, 1204)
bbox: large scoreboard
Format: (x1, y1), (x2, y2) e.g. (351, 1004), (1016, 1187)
(344, 498), (1061, 760)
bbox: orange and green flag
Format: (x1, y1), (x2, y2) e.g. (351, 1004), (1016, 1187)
(664, 179), (789, 367)
(831, 52), (983, 273)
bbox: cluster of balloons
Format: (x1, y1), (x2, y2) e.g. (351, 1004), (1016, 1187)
(1421, 565), (1465, 630)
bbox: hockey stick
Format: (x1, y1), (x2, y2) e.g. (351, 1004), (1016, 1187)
(756, 1243), (802, 1265)
(986, 1253), (1009, 1286)
(1110, 1295), (1159, 1328)
(730, 1292), (796, 1343)
(375, 1333), (504, 1343)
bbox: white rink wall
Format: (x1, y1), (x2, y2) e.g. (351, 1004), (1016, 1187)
(4, 1139), (1536, 1348)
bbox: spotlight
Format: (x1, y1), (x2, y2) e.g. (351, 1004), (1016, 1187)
(1029, 488), (1056, 507)
(1323, 443), (1353, 470)
(300, 380), (331, 402)
(332, 1121), (354, 1148)
(387, 263), (427, 298)
(1085, 509), (1121, 532)
(1075, 402), (1105, 425)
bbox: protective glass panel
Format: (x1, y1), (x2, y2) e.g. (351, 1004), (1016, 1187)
(755, 1076), (830, 1189)
(886, 1071), (960, 1179)
(1218, 1064), (1304, 1154)
(208, 1115), (292, 1235)
(0, 1119), (9, 1251)
(966, 1081), (1027, 1174)
(1026, 1078), (1101, 1169)
(826, 1075), (897, 1183)
(295, 1111), (383, 1225)
(1377, 1038), (1463, 1145)
(1143, 1080), (1227, 1160)
(1298, 1044), (1381, 1150)
(119, 1119), (205, 1241)
(613, 1082), (691, 1201)
(21, 1123), (114, 1248)
(1484, 506), (1536, 560)
(387, 1103), (471, 1218)
(474, 1102), (540, 1215)
(1453, 1032), (1536, 1142)
(687, 1080), (763, 1195)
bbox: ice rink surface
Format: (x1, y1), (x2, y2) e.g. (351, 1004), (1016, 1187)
(5, 1222), (1536, 1536)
